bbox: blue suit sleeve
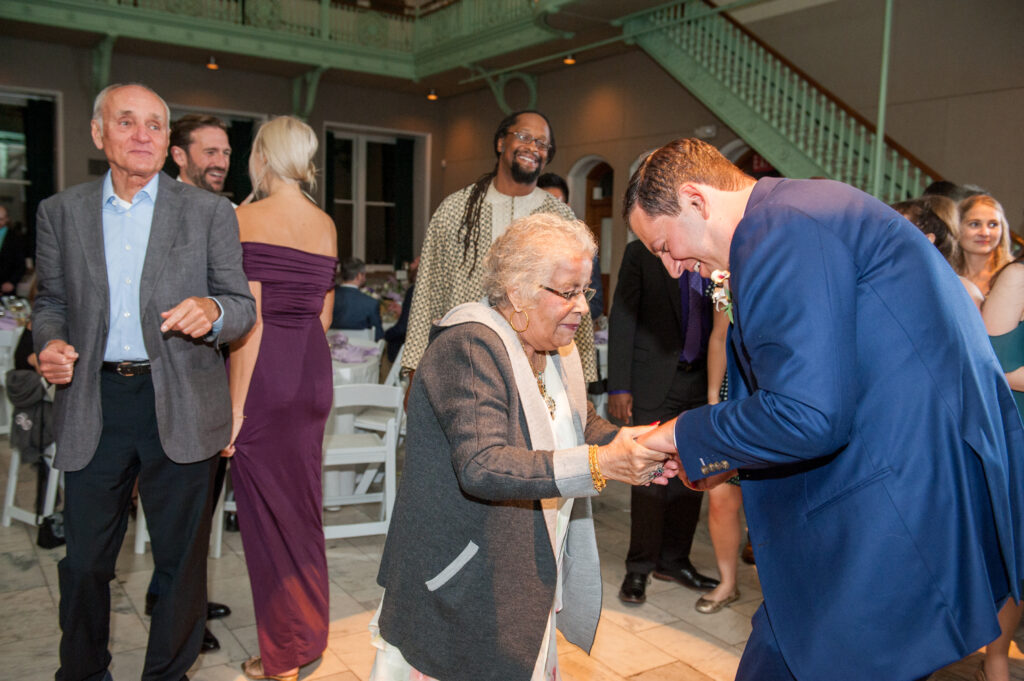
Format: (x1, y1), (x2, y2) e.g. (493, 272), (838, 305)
(675, 211), (859, 481)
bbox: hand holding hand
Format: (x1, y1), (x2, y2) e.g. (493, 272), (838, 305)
(598, 424), (680, 487)
(161, 297), (220, 338)
(38, 339), (79, 385)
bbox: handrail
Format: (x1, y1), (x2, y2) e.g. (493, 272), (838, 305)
(703, 0), (942, 181)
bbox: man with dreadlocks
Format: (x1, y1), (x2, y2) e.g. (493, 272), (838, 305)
(402, 110), (598, 382)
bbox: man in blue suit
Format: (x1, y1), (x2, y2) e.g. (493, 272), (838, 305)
(624, 138), (1024, 681)
(331, 257), (383, 340)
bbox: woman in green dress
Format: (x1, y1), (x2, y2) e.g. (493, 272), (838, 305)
(979, 255), (1024, 681)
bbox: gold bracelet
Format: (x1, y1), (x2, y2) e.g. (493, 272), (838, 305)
(588, 444), (606, 492)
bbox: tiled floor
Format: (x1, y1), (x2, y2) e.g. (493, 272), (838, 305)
(2, 439), (1022, 681)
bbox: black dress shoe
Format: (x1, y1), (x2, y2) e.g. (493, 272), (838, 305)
(207, 601), (232, 620)
(652, 563), (720, 591)
(201, 626), (220, 652)
(144, 591), (158, 617)
(618, 572), (648, 604)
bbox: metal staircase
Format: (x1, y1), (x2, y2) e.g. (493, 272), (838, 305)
(621, 0), (938, 202)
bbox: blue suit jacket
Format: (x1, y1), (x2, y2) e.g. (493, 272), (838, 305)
(676, 178), (1024, 680)
(331, 284), (383, 340)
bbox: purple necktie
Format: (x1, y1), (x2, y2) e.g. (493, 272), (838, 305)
(682, 273), (702, 363)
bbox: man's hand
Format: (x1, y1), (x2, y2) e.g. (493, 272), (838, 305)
(608, 392), (633, 424)
(38, 339), (79, 385)
(160, 297), (220, 338)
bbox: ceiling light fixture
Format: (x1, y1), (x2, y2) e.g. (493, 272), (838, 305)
(562, 54), (576, 65)
(426, 88), (438, 101)
(206, 56), (219, 71)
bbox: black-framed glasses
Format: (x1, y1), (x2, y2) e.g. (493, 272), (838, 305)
(508, 130), (551, 152)
(539, 285), (596, 302)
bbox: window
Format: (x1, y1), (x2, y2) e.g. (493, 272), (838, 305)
(325, 128), (418, 268)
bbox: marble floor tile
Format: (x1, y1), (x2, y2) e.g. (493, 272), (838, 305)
(0, 586), (59, 645)
(326, 630), (376, 681)
(0, 548), (47, 593)
(631, 660), (716, 681)
(0, 632), (61, 681)
(559, 648), (631, 681)
(588, 617), (677, 677)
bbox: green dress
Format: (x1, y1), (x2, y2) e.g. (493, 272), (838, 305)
(990, 322), (1024, 418)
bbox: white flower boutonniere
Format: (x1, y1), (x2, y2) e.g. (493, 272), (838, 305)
(709, 269), (733, 323)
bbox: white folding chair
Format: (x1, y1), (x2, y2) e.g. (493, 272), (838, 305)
(210, 474), (236, 559)
(353, 344), (407, 439)
(322, 383), (402, 539)
(0, 327), (25, 436)
(2, 442), (60, 528)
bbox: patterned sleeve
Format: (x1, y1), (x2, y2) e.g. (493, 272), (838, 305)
(402, 189), (467, 372)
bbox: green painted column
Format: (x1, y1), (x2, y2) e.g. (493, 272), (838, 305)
(870, 0), (893, 197)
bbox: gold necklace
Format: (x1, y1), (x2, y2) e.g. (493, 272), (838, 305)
(512, 326), (555, 420)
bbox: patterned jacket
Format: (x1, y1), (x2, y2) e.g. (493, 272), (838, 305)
(403, 183), (598, 381)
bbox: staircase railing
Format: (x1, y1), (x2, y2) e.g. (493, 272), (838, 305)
(625, 0), (939, 202)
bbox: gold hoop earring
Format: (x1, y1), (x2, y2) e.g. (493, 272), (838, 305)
(508, 309), (529, 334)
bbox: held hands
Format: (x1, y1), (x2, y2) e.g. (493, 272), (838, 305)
(160, 296), (220, 338)
(598, 424), (680, 487)
(38, 339), (79, 385)
(636, 418), (733, 492)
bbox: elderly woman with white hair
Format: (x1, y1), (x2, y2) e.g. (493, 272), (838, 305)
(370, 213), (677, 681)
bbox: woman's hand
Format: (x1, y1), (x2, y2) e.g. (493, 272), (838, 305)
(221, 414), (245, 458)
(636, 418), (735, 491)
(597, 424), (680, 487)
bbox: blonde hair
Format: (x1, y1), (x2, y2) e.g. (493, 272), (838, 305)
(483, 213), (597, 309)
(953, 194), (1012, 274)
(249, 115), (318, 197)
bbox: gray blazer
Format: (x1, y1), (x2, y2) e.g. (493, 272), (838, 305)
(376, 303), (617, 681)
(33, 172), (256, 471)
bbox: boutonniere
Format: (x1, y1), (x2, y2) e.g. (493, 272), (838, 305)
(709, 269), (733, 323)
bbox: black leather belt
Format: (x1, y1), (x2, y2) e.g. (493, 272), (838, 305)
(102, 360), (151, 376)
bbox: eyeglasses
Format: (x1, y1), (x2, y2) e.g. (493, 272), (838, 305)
(539, 285), (596, 302)
(508, 130), (551, 152)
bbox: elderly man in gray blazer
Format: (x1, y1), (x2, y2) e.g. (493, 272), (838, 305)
(33, 83), (255, 681)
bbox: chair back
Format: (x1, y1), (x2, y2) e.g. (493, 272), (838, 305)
(383, 344), (404, 387)
(333, 382), (403, 415)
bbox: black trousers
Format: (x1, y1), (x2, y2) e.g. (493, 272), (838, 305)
(625, 362), (707, 575)
(56, 372), (218, 681)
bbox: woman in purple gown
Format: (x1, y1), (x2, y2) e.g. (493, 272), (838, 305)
(224, 116), (338, 681)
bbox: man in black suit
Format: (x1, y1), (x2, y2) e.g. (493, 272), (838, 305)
(608, 239), (718, 604)
(331, 257), (383, 340)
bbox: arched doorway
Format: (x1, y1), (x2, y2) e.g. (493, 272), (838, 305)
(567, 155), (613, 317)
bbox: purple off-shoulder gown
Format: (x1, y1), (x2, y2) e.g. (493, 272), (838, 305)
(231, 242), (338, 674)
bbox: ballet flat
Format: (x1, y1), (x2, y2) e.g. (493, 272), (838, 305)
(241, 656), (299, 681)
(695, 590), (740, 614)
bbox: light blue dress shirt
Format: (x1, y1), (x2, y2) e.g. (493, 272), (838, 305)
(102, 172), (157, 361)
(101, 172), (223, 361)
